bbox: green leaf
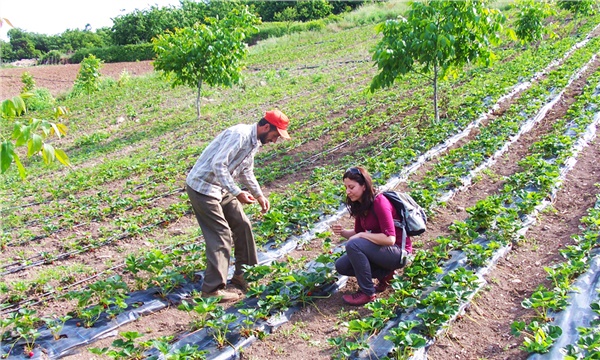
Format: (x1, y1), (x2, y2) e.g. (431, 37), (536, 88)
(12, 152), (26, 179)
(27, 134), (43, 156)
(42, 143), (55, 164)
(0, 141), (15, 173)
(54, 148), (71, 166)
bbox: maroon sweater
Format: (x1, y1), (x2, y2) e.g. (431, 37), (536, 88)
(353, 193), (413, 253)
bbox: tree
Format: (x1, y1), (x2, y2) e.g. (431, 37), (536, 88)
(370, 0), (505, 123)
(557, 0), (598, 17)
(152, 5), (260, 118)
(0, 95), (70, 179)
(7, 28), (41, 60)
(514, 0), (556, 48)
(73, 55), (103, 97)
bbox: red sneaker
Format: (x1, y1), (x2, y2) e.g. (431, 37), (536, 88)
(342, 291), (375, 306)
(375, 270), (397, 293)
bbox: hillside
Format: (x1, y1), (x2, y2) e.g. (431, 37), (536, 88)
(1, 4), (600, 360)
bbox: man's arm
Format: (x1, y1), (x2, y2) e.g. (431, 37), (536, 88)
(211, 131), (244, 196)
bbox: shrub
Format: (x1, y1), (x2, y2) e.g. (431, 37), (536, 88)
(23, 88), (55, 111)
(20, 72), (35, 93)
(39, 50), (64, 65)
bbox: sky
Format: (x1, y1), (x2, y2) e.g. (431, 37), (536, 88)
(0, 0), (183, 41)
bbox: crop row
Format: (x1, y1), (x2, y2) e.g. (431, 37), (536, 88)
(80, 32), (600, 360)
(137, 44), (600, 360)
(2, 13), (600, 360)
(1, 11), (597, 324)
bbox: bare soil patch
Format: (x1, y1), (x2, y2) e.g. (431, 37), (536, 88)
(0, 61), (155, 99)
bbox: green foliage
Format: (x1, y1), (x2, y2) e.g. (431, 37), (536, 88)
(89, 331), (151, 360)
(557, 0), (598, 17)
(370, 0), (505, 122)
(39, 50), (64, 65)
(20, 72), (35, 93)
(153, 5), (260, 118)
(384, 320), (427, 359)
(0, 96), (70, 179)
(73, 55), (103, 97)
(514, 0), (557, 47)
(246, 0), (352, 22)
(7, 28), (41, 60)
(23, 88), (55, 112)
(71, 43), (155, 63)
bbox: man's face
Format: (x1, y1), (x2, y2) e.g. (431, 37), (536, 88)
(259, 129), (281, 145)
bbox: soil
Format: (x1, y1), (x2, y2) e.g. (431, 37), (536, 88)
(2, 51), (600, 360)
(0, 61), (155, 100)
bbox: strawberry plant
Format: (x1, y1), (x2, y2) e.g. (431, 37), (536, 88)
(12, 308), (41, 358)
(205, 308), (237, 348)
(150, 336), (207, 359)
(42, 315), (71, 340)
(177, 295), (220, 331)
(384, 320), (427, 360)
(89, 331), (151, 360)
(511, 321), (562, 353)
(521, 286), (570, 322)
(238, 308), (263, 338)
(562, 297), (600, 358)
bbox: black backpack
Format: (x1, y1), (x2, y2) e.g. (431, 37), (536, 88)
(381, 191), (427, 236)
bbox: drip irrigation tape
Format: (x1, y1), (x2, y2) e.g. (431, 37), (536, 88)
(3, 36), (596, 358)
(528, 250), (600, 359)
(355, 96), (600, 360)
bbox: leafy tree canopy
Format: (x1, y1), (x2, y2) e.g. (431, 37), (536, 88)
(152, 4), (260, 118)
(370, 0), (506, 122)
(371, 0), (505, 91)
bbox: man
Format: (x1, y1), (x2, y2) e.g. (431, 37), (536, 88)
(185, 109), (291, 302)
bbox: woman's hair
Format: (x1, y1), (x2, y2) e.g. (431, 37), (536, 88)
(343, 166), (376, 217)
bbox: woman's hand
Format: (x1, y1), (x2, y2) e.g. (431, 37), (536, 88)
(331, 223), (344, 236)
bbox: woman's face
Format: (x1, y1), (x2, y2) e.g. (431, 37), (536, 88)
(344, 177), (365, 202)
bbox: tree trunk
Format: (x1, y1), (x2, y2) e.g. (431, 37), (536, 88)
(196, 77), (203, 119)
(433, 65), (439, 123)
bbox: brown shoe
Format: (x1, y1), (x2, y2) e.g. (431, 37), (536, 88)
(230, 273), (248, 292)
(201, 289), (240, 303)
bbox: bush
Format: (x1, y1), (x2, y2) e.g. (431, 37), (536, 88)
(70, 43), (155, 63)
(21, 72), (35, 93)
(23, 88), (55, 112)
(248, 17), (335, 44)
(39, 50), (65, 65)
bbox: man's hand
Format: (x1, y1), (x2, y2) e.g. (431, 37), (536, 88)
(257, 195), (270, 213)
(236, 191), (257, 205)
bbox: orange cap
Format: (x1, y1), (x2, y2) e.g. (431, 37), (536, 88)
(264, 109), (290, 139)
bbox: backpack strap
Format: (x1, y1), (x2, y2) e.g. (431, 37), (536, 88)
(400, 224), (406, 251)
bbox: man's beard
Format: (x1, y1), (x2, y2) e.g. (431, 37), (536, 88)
(258, 132), (268, 144)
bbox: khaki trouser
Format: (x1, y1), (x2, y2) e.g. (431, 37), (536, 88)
(186, 185), (257, 293)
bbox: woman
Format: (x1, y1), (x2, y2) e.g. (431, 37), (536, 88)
(332, 166), (412, 306)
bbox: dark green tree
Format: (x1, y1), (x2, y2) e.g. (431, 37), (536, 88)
(370, 0), (505, 123)
(7, 28), (41, 59)
(153, 6), (260, 118)
(246, 0), (335, 22)
(557, 0), (598, 17)
(514, 0), (556, 48)
(0, 39), (16, 62)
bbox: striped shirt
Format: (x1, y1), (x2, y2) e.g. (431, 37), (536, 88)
(186, 123), (263, 200)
